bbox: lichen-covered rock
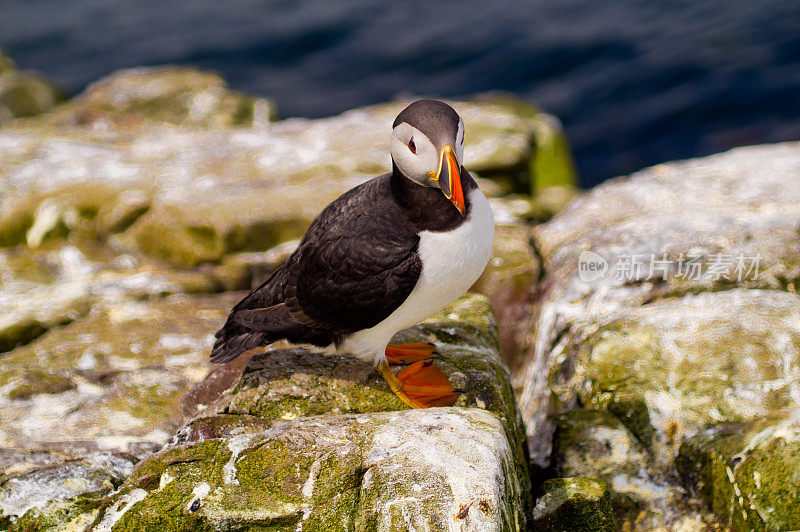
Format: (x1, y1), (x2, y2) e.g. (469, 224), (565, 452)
(0, 68), (565, 529)
(528, 113), (577, 192)
(531, 477), (616, 531)
(0, 70), (66, 124)
(475, 197), (540, 370)
(0, 443), (137, 531)
(0, 92), (570, 267)
(90, 294), (531, 530)
(553, 409), (712, 529)
(92, 409), (522, 532)
(190, 296), (522, 436)
(520, 142), (800, 464)
(528, 185), (579, 223)
(0, 291), (238, 453)
(34, 66), (277, 129)
(0, 50), (14, 75)
(677, 411), (800, 531)
(517, 142), (800, 529)
(559, 290), (800, 463)
(0, 242), (230, 355)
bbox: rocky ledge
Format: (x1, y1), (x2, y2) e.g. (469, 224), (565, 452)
(5, 51), (798, 531)
(1, 295), (531, 531)
(519, 141), (800, 530)
(0, 60), (574, 530)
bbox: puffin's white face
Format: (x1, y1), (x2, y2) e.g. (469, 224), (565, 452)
(390, 119), (465, 187)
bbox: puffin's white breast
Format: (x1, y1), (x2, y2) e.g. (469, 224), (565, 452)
(340, 187), (495, 365)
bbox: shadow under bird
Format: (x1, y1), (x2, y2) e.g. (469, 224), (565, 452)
(211, 99), (495, 408)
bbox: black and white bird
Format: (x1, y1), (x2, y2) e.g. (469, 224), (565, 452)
(211, 99), (494, 408)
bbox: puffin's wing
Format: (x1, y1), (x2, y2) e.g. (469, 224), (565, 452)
(211, 174), (421, 362)
(283, 231), (422, 333)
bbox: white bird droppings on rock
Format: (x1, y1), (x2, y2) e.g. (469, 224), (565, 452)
(95, 488), (147, 532)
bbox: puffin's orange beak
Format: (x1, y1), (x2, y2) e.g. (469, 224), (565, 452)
(430, 145), (465, 216)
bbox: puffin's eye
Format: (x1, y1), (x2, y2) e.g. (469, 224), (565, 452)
(408, 139), (416, 154)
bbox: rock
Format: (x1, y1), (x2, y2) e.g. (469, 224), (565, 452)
(531, 477), (616, 531)
(529, 113), (578, 192)
(553, 409), (703, 529)
(0, 290), (239, 453)
(528, 185), (579, 223)
(0, 242), (228, 356)
(190, 296), (522, 430)
(0, 71), (66, 124)
(0, 50), (14, 74)
(559, 290), (800, 463)
(93, 410), (523, 531)
(0, 443), (137, 531)
(0, 91), (571, 267)
(677, 411), (800, 531)
(36, 66), (277, 129)
(517, 142), (800, 528)
(474, 197), (540, 370)
(0, 69), (571, 528)
(520, 142), (800, 464)
(91, 294), (532, 530)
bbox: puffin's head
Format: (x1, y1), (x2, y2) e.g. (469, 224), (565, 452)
(390, 99), (466, 215)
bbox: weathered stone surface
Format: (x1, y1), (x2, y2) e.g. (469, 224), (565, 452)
(0, 50), (14, 75)
(0, 89), (571, 267)
(528, 185), (579, 223)
(518, 142), (800, 529)
(560, 290), (800, 463)
(0, 291), (238, 453)
(0, 242), (230, 355)
(677, 411), (800, 531)
(34, 66), (277, 129)
(521, 142), (800, 462)
(528, 112), (577, 192)
(88, 294), (530, 531)
(92, 410), (522, 532)
(531, 477), (616, 531)
(475, 198), (540, 370)
(0, 66), (566, 529)
(553, 409), (709, 529)
(191, 296), (523, 436)
(0, 443), (137, 531)
(0, 70), (66, 125)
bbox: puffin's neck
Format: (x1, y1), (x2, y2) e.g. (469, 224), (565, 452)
(390, 162), (474, 233)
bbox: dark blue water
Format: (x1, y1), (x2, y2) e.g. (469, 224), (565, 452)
(2, 0), (799, 186)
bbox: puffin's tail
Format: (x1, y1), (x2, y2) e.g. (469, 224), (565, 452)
(210, 265), (288, 364)
(209, 323), (271, 364)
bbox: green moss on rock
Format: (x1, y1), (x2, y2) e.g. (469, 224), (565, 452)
(551, 291), (800, 463)
(0, 71), (66, 123)
(0, 49), (15, 74)
(35, 66), (276, 129)
(529, 113), (578, 191)
(6, 368), (76, 400)
(99, 409), (528, 531)
(0, 207), (33, 248)
(0, 319), (48, 354)
(123, 202), (309, 268)
(0, 293), (239, 451)
(677, 413), (800, 531)
(553, 409), (697, 528)
(531, 477), (616, 531)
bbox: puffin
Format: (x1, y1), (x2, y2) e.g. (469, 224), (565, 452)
(210, 99), (495, 408)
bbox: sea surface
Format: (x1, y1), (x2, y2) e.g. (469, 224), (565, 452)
(2, 0), (799, 186)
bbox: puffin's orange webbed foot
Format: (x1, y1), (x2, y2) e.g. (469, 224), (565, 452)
(385, 342), (438, 365)
(378, 360), (459, 409)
